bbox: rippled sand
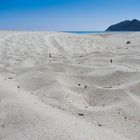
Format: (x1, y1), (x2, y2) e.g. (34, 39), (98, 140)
(0, 31), (140, 140)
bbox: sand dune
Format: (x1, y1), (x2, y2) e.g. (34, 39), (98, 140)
(0, 31), (140, 140)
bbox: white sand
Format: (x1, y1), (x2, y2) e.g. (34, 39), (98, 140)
(0, 31), (140, 140)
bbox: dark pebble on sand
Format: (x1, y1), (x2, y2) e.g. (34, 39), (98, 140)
(78, 113), (84, 116)
(98, 124), (102, 127)
(126, 41), (131, 44)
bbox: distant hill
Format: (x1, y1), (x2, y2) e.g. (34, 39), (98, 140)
(106, 19), (140, 31)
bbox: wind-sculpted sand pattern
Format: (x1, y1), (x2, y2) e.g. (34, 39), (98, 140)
(0, 31), (140, 140)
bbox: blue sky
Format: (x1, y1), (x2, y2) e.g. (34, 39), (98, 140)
(0, 0), (140, 31)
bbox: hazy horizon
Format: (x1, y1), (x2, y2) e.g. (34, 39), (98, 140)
(0, 0), (140, 31)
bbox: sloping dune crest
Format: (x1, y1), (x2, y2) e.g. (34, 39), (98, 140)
(0, 31), (140, 140)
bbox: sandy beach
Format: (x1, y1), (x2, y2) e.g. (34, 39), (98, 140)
(0, 31), (140, 140)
